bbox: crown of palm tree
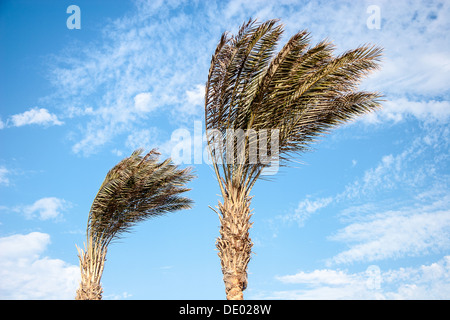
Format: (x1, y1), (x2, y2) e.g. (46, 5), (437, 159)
(87, 148), (194, 250)
(76, 149), (194, 299)
(205, 18), (383, 194)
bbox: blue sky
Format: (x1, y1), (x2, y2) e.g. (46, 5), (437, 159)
(0, 0), (449, 299)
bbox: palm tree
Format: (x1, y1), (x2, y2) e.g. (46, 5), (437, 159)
(205, 19), (383, 300)
(75, 149), (194, 300)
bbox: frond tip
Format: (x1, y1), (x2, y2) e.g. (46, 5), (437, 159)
(87, 149), (195, 247)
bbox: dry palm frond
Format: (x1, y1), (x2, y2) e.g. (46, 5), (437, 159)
(87, 149), (194, 249)
(205, 18), (383, 195)
(205, 18), (383, 300)
(76, 149), (194, 300)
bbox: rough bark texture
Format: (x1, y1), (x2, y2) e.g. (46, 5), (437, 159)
(75, 241), (106, 300)
(216, 184), (253, 300)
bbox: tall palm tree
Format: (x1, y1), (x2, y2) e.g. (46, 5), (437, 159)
(205, 19), (383, 300)
(75, 149), (194, 300)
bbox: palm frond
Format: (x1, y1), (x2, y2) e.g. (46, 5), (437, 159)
(205, 19), (383, 193)
(87, 149), (194, 248)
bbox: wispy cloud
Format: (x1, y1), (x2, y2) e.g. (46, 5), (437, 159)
(273, 121), (449, 268)
(125, 128), (161, 151)
(45, 1), (220, 156)
(279, 197), (333, 228)
(341, 123), (448, 200)
(0, 166), (10, 186)
(329, 194), (450, 264)
(38, 0), (449, 156)
(229, 0), (450, 97)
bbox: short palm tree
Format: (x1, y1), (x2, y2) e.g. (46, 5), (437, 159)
(205, 19), (383, 300)
(75, 149), (194, 300)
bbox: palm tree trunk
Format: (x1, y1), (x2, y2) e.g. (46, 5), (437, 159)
(216, 183), (253, 300)
(75, 238), (106, 300)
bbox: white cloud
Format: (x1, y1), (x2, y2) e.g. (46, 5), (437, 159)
(277, 269), (354, 286)
(0, 232), (50, 260)
(181, 84), (205, 115)
(269, 267), (377, 300)
(0, 166), (9, 186)
(9, 107), (63, 127)
(361, 98), (450, 124)
(262, 255), (450, 300)
(22, 197), (68, 220)
(0, 117), (4, 130)
(134, 92), (157, 113)
(0, 232), (79, 299)
(104, 291), (133, 300)
(380, 257), (450, 300)
(186, 84), (204, 106)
